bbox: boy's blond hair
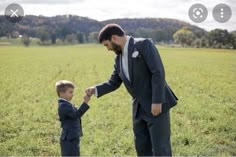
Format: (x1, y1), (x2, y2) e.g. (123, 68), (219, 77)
(55, 80), (75, 97)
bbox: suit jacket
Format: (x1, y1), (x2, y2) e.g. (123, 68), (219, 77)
(58, 99), (89, 140)
(96, 37), (178, 117)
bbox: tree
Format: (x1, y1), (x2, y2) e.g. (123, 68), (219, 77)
(60, 26), (72, 43)
(173, 28), (196, 47)
(39, 31), (50, 44)
(76, 32), (84, 43)
(11, 31), (20, 38)
(192, 38), (201, 48)
(88, 32), (99, 43)
(21, 35), (31, 47)
(200, 36), (209, 48)
(151, 29), (169, 42)
(229, 33), (236, 49)
(208, 29), (230, 47)
(84, 31), (89, 43)
(66, 34), (77, 44)
(50, 33), (56, 44)
(136, 28), (153, 38)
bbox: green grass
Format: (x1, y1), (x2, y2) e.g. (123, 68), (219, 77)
(0, 45), (235, 156)
(0, 37), (40, 46)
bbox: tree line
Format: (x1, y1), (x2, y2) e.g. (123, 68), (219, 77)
(0, 15), (235, 49)
(173, 28), (236, 49)
(21, 27), (236, 49)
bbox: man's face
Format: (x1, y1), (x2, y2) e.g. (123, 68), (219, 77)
(60, 87), (74, 102)
(102, 40), (122, 55)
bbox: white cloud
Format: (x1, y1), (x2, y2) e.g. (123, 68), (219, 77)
(0, 0), (235, 31)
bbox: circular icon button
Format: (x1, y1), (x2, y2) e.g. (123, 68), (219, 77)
(213, 3), (232, 23)
(189, 3), (208, 23)
(5, 3), (24, 23)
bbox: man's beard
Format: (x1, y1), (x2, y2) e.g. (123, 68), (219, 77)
(111, 41), (122, 55)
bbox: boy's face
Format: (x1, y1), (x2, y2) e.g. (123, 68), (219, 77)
(60, 87), (74, 101)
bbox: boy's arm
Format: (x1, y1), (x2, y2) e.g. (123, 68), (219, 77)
(61, 103), (90, 119)
(77, 102), (90, 117)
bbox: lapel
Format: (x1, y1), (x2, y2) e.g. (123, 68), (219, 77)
(58, 98), (76, 109)
(119, 55), (130, 86)
(116, 36), (135, 87)
(127, 37), (134, 86)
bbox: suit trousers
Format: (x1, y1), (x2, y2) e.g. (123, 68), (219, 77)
(133, 104), (172, 156)
(60, 137), (80, 156)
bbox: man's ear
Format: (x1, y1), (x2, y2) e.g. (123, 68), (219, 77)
(111, 35), (116, 42)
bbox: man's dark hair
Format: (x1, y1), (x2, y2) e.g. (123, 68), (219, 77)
(98, 23), (125, 43)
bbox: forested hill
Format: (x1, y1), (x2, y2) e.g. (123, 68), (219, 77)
(0, 15), (206, 42)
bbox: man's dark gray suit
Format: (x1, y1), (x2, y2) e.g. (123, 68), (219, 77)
(96, 37), (178, 156)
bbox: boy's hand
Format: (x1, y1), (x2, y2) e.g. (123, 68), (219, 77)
(85, 87), (95, 97)
(83, 95), (90, 104)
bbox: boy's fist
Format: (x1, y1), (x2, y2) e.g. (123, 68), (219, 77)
(83, 95), (90, 104)
(85, 87), (95, 97)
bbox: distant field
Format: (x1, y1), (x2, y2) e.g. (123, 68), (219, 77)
(0, 37), (40, 46)
(0, 45), (235, 156)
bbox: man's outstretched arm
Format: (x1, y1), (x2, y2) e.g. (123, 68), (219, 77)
(85, 64), (122, 98)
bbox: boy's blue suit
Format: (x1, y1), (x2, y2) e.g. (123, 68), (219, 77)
(58, 98), (89, 156)
(96, 37), (178, 156)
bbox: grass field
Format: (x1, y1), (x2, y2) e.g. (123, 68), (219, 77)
(0, 45), (235, 156)
(0, 37), (40, 46)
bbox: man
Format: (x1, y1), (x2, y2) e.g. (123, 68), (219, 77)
(85, 23), (178, 156)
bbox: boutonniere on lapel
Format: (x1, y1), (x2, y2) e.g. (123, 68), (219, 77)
(132, 51), (139, 58)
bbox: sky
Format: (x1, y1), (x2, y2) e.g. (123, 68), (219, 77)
(0, 0), (235, 31)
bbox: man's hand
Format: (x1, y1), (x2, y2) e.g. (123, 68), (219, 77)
(83, 95), (91, 104)
(151, 103), (162, 116)
(85, 87), (95, 97)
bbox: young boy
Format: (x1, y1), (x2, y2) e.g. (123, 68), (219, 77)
(55, 80), (90, 156)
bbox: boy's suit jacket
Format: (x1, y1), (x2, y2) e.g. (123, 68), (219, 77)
(96, 37), (178, 118)
(58, 99), (89, 140)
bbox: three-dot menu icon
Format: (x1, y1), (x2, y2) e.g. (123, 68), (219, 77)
(213, 3), (232, 23)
